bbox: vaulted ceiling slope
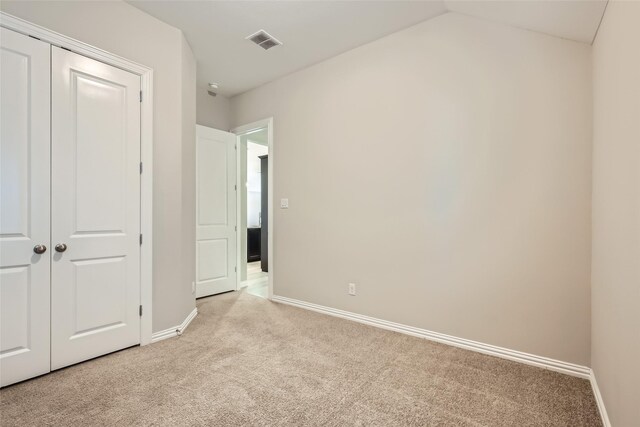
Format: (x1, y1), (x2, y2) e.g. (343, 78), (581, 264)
(127, 0), (607, 98)
(447, 0), (607, 44)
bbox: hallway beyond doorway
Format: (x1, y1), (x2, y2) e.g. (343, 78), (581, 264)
(243, 261), (268, 298)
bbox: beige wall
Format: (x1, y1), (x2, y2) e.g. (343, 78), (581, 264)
(181, 33), (197, 320)
(591, 0), (640, 424)
(232, 12), (593, 365)
(197, 87), (231, 131)
(0, 1), (197, 332)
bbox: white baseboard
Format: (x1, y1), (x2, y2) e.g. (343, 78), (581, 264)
(590, 370), (611, 427)
(151, 307), (198, 343)
(271, 295), (591, 379)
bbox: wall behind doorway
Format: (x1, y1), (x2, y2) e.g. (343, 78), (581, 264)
(247, 141), (269, 228)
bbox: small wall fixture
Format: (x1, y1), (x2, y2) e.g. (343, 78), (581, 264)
(207, 82), (218, 97)
(246, 30), (283, 50)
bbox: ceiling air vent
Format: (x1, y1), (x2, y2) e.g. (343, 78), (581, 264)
(246, 30), (282, 50)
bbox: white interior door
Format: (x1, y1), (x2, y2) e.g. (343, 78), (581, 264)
(50, 46), (141, 370)
(196, 125), (237, 298)
(0, 28), (51, 387)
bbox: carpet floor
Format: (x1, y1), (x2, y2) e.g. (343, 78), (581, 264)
(0, 291), (601, 426)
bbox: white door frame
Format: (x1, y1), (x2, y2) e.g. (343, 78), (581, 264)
(231, 118), (274, 299)
(0, 12), (155, 345)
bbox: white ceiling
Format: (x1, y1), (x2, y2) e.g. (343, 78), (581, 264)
(446, 0), (607, 44)
(127, 0), (606, 98)
(127, 1), (446, 97)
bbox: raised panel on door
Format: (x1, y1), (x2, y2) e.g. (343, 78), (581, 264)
(51, 46), (141, 370)
(196, 125), (237, 298)
(0, 27), (51, 387)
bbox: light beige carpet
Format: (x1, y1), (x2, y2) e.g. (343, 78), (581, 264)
(0, 291), (601, 426)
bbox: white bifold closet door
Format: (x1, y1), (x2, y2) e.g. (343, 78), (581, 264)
(0, 27), (51, 387)
(196, 125), (237, 298)
(1, 29), (142, 386)
(50, 46), (142, 370)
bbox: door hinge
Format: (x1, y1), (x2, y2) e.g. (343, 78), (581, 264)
(235, 225), (237, 231)
(139, 234), (143, 245)
(139, 305), (143, 316)
(139, 91), (143, 102)
(234, 266), (237, 272)
(234, 184), (237, 191)
(140, 162), (143, 174)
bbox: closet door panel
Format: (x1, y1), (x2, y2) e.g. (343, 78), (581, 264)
(0, 27), (51, 387)
(51, 46), (141, 370)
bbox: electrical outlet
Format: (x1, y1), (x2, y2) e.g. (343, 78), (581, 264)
(348, 283), (356, 296)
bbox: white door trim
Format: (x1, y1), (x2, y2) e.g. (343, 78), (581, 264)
(231, 118), (274, 299)
(0, 11), (154, 346)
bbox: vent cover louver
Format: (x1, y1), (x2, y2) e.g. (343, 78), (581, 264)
(246, 30), (282, 50)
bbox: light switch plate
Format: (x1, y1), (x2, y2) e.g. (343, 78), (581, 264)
(280, 198), (289, 209)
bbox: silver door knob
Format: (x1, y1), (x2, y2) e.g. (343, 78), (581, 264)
(33, 244), (47, 254)
(55, 243), (67, 253)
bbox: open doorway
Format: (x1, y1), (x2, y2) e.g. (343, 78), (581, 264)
(240, 131), (268, 297)
(233, 119), (273, 299)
